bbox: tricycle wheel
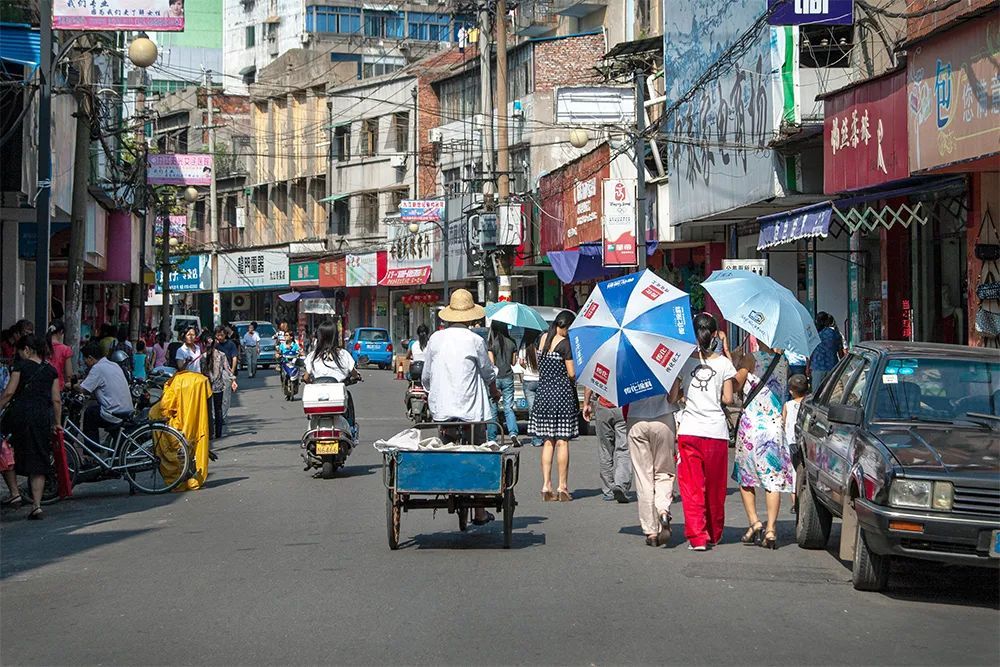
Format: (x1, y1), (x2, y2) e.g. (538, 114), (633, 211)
(386, 488), (401, 550)
(458, 506), (469, 532)
(502, 488), (515, 549)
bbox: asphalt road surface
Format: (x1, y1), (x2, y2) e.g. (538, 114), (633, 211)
(2, 369), (998, 666)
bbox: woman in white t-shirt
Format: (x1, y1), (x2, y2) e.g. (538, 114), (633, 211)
(303, 320), (358, 384)
(669, 313), (736, 551)
(406, 325), (430, 382)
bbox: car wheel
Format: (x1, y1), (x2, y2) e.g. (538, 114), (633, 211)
(852, 522), (890, 592)
(795, 471), (832, 549)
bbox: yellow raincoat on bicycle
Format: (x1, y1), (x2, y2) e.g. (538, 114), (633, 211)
(150, 369), (212, 490)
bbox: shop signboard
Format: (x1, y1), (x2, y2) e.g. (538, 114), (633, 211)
(154, 215), (188, 238)
(217, 247), (289, 291)
(289, 260), (320, 287)
(399, 200), (445, 223)
(53, 0), (184, 31)
(154, 254), (209, 293)
(767, 0), (853, 25)
(380, 267), (432, 287)
(319, 256), (347, 288)
(147, 154), (214, 186)
(346, 252), (385, 287)
(663, 0), (786, 224)
(602, 179), (638, 267)
(907, 16), (1000, 173)
(722, 258), (768, 276)
(824, 70), (908, 193)
(538, 145), (610, 253)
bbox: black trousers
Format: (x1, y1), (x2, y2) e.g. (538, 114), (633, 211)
(83, 403), (120, 445)
(208, 392), (224, 439)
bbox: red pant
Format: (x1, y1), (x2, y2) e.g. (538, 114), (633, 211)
(677, 435), (729, 548)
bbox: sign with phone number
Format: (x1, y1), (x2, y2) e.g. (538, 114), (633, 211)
(218, 247), (290, 291)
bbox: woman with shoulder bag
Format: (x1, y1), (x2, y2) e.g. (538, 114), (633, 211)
(0, 335), (62, 519)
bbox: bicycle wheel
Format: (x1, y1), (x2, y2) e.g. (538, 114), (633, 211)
(118, 423), (190, 494)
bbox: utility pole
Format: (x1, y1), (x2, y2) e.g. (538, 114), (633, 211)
(33, 0), (53, 333)
(206, 69), (221, 327)
(65, 36), (91, 355)
(411, 86), (418, 198)
(159, 192), (172, 338)
(129, 73), (147, 340)
(634, 68), (647, 271)
(494, 0), (512, 302)
(478, 3), (494, 200)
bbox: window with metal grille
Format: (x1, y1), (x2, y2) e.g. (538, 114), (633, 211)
(358, 192), (379, 233)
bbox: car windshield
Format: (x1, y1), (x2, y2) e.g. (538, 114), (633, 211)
(872, 357), (1000, 421)
(358, 330), (388, 342)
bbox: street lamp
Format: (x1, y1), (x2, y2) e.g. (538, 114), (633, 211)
(183, 186), (199, 203)
(408, 216), (449, 306)
(568, 128), (590, 149)
(127, 33), (158, 68)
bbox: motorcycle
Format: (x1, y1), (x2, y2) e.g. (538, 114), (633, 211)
(280, 355), (304, 401)
(404, 360), (429, 424)
(300, 374), (361, 478)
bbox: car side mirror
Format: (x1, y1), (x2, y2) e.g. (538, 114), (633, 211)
(828, 404), (863, 426)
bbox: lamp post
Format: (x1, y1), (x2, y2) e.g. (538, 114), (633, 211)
(129, 34), (157, 341)
(408, 203), (449, 306)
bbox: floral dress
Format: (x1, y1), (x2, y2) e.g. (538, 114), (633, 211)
(527, 337), (579, 441)
(732, 352), (793, 493)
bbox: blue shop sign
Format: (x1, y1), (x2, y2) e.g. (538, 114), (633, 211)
(18, 222), (71, 259)
(155, 255), (208, 293)
(768, 0), (854, 25)
(757, 202), (833, 250)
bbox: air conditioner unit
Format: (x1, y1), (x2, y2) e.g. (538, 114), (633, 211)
(389, 155), (407, 169)
(428, 128), (443, 144)
(299, 32), (311, 45)
(231, 294), (250, 310)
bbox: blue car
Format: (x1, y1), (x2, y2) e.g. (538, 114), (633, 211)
(349, 328), (394, 369)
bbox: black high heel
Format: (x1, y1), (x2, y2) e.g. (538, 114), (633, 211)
(761, 529), (777, 550)
(741, 521), (763, 545)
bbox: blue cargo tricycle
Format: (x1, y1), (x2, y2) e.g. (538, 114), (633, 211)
(382, 421), (520, 549)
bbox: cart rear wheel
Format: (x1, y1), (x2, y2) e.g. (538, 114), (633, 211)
(502, 488), (515, 549)
(386, 462), (401, 550)
(458, 506), (469, 532)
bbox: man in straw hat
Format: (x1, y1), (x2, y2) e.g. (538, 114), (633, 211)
(421, 289), (501, 525)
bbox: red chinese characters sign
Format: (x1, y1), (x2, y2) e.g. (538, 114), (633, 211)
(538, 144), (611, 253)
(824, 70), (908, 193)
(319, 256), (346, 288)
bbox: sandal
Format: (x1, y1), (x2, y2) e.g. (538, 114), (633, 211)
(1, 495), (23, 509)
(761, 529), (778, 550)
(27, 506), (43, 520)
(557, 489), (573, 502)
(541, 490), (556, 502)
(472, 511), (495, 526)
(741, 521), (763, 546)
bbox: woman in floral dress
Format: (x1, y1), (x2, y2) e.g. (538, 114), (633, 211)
(732, 342), (792, 549)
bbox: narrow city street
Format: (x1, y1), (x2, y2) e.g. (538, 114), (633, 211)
(2, 370), (997, 666)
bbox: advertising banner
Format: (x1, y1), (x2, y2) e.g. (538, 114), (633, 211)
(53, 0), (185, 31)
(147, 153), (214, 186)
(824, 70), (908, 192)
(154, 215), (188, 237)
(380, 267), (432, 287)
(217, 248), (289, 291)
(602, 179), (638, 267)
(907, 16), (1000, 173)
(767, 0), (853, 25)
(319, 256), (346, 288)
(663, 0), (786, 224)
(346, 252), (384, 287)
(154, 254), (209, 293)
(399, 200), (445, 223)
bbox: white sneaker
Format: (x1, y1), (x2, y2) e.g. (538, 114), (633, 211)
(688, 544), (707, 551)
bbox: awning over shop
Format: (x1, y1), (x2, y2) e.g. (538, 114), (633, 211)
(0, 23), (40, 72)
(278, 289), (336, 302)
(380, 267), (431, 287)
(757, 201), (833, 250)
(319, 193), (349, 203)
(549, 245), (613, 284)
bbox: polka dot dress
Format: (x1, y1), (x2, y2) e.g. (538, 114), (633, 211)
(528, 337), (579, 440)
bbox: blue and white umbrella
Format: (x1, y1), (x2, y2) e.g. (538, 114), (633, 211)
(701, 269), (821, 357)
(568, 270), (696, 407)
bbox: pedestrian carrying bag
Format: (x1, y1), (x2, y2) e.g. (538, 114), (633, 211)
(0, 436), (14, 472)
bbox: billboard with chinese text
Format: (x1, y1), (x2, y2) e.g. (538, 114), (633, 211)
(53, 0), (184, 31)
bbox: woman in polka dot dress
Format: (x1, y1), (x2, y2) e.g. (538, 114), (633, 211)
(528, 310), (579, 502)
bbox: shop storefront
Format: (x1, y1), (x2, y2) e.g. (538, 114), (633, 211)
(385, 216), (436, 344)
(345, 251), (387, 330)
(906, 15), (1000, 347)
(217, 246), (291, 325)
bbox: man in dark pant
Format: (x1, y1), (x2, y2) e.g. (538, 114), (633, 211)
(583, 388), (632, 502)
(77, 342), (134, 446)
(83, 403), (120, 445)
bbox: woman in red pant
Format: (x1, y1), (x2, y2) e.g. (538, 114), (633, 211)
(670, 314), (736, 551)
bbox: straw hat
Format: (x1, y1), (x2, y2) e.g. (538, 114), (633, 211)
(438, 288), (486, 323)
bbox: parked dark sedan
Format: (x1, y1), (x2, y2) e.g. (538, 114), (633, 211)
(795, 341), (999, 592)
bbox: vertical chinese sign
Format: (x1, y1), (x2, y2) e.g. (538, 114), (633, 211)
(602, 179), (638, 267)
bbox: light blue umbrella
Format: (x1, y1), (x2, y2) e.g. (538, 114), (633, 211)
(568, 270), (696, 406)
(701, 269), (821, 357)
(485, 301), (549, 331)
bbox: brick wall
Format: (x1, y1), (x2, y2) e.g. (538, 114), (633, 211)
(416, 48), (472, 198)
(533, 33), (605, 93)
(905, 0), (996, 42)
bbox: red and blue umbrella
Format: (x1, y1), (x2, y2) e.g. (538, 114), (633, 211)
(568, 269), (696, 406)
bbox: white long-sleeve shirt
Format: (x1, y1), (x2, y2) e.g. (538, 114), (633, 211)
(421, 326), (496, 422)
